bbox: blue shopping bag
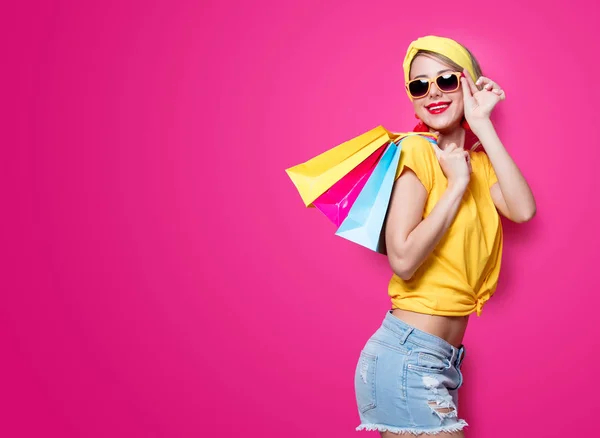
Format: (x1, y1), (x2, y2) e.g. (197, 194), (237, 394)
(334, 139), (402, 254)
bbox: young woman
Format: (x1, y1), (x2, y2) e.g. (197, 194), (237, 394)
(354, 36), (536, 437)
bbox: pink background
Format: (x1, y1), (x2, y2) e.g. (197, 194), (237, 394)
(3, 0), (597, 437)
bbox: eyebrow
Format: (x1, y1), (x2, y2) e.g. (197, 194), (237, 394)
(413, 69), (454, 80)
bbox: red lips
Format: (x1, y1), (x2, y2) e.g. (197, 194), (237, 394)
(425, 101), (451, 115)
(425, 101), (451, 109)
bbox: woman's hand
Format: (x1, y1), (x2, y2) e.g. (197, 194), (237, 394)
(430, 141), (471, 188)
(461, 70), (505, 128)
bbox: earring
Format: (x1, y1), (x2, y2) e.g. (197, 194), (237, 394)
(414, 115), (428, 132)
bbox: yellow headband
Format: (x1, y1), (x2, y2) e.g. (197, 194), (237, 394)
(402, 36), (477, 100)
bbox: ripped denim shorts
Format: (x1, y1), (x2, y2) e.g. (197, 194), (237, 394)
(354, 310), (467, 435)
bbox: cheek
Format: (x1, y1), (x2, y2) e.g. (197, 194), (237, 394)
(413, 102), (428, 118)
(450, 93), (464, 112)
(450, 103), (462, 120)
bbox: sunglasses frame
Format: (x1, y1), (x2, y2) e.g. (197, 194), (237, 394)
(406, 72), (463, 99)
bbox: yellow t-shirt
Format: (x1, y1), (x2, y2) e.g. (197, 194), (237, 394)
(388, 136), (503, 316)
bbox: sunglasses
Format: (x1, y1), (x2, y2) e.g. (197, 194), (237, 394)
(406, 72), (463, 99)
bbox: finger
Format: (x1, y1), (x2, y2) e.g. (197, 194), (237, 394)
(480, 76), (501, 87)
(465, 152), (472, 173)
(478, 77), (504, 96)
(460, 77), (474, 104)
(493, 89), (506, 100)
(475, 76), (498, 90)
(445, 143), (458, 154)
(463, 69), (479, 95)
(476, 76), (491, 87)
(462, 151), (470, 163)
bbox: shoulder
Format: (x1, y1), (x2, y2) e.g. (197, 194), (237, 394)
(399, 135), (437, 157)
(469, 149), (492, 171)
(394, 134), (437, 190)
(397, 135), (438, 168)
(469, 149), (492, 163)
(469, 149), (498, 187)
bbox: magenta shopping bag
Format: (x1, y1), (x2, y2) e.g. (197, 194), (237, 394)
(312, 145), (386, 227)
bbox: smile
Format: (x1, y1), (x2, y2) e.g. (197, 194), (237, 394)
(426, 102), (451, 115)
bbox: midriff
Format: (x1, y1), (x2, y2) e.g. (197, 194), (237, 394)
(391, 308), (469, 348)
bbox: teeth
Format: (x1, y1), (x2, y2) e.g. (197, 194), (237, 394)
(429, 105), (448, 110)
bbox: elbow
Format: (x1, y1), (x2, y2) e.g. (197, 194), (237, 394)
(513, 205), (537, 223)
(387, 237), (418, 280)
(389, 256), (416, 281)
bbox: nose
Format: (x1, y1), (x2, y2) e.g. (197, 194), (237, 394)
(428, 79), (443, 98)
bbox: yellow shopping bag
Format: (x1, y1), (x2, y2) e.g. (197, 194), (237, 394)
(285, 126), (403, 207)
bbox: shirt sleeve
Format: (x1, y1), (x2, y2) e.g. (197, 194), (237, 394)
(394, 135), (436, 193)
(477, 150), (498, 188)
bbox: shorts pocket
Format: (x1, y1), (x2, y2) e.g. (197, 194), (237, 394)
(355, 351), (378, 413)
(407, 351), (448, 374)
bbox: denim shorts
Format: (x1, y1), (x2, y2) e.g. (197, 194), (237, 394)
(354, 310), (468, 435)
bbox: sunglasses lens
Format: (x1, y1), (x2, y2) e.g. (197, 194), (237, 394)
(436, 74), (459, 92)
(408, 79), (429, 98)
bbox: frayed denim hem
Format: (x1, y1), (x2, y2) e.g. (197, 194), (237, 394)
(356, 419), (468, 435)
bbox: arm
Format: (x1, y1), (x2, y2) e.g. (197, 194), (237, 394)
(461, 71), (537, 223)
(474, 120), (537, 223)
(385, 167), (468, 281)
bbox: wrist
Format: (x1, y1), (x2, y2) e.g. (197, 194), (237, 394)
(469, 118), (494, 136)
(447, 178), (469, 194)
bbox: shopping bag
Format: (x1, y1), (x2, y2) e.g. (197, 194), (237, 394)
(285, 125), (396, 207)
(334, 140), (402, 254)
(312, 144), (386, 227)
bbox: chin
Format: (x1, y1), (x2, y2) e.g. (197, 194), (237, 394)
(424, 115), (461, 132)
(426, 120), (454, 132)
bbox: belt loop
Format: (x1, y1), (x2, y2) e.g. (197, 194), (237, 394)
(398, 327), (413, 345)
